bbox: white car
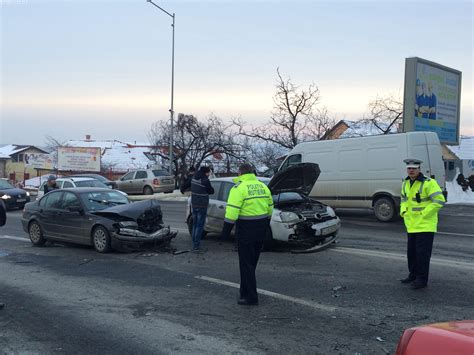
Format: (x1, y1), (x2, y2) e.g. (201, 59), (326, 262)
(187, 163), (341, 253)
(37, 177), (111, 198)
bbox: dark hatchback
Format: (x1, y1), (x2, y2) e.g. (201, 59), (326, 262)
(21, 187), (177, 253)
(0, 179), (30, 210)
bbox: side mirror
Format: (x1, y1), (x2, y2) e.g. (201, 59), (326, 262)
(68, 206), (84, 214)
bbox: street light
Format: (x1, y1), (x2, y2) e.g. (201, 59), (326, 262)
(146, 0), (175, 175)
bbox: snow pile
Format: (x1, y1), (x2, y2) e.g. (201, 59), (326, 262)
(446, 174), (474, 205)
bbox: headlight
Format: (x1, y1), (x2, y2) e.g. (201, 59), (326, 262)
(26, 191), (30, 197)
(1, 195), (11, 200)
(279, 211), (300, 224)
(326, 206), (336, 217)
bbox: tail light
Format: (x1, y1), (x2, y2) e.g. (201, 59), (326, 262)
(153, 178), (160, 185)
(395, 328), (416, 355)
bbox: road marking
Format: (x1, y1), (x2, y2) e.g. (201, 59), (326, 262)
(332, 247), (474, 270)
(195, 275), (336, 312)
(0, 235), (29, 242)
(437, 231), (474, 237)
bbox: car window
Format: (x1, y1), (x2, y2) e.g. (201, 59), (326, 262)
(280, 154), (302, 170)
(0, 180), (14, 189)
(63, 181), (74, 188)
(57, 181), (64, 188)
(80, 191), (129, 211)
(152, 170), (169, 177)
(209, 181), (222, 201)
(61, 192), (81, 209)
(75, 180), (107, 188)
(122, 172), (135, 180)
(135, 171), (147, 179)
(42, 191), (63, 209)
(221, 182), (235, 202)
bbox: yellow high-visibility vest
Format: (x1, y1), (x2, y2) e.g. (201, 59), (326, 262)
(400, 176), (445, 233)
(224, 173), (273, 224)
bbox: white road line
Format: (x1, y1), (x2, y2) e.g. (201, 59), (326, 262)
(437, 231), (474, 237)
(0, 235), (29, 242)
(332, 247), (474, 270)
(195, 275), (336, 312)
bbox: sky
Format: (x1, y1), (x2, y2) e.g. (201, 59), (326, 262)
(0, 0), (473, 146)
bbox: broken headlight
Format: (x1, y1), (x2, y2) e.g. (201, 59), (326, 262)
(119, 221), (138, 228)
(279, 211), (300, 224)
(326, 206), (336, 217)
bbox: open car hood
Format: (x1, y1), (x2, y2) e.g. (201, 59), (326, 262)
(93, 199), (162, 221)
(267, 163), (320, 196)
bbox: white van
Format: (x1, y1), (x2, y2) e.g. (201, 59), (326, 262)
(278, 132), (446, 221)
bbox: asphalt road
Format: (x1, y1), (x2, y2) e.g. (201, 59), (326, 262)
(1, 203), (473, 354)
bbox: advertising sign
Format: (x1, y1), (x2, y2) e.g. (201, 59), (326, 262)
(403, 57), (462, 145)
(58, 147), (101, 172)
(25, 153), (54, 170)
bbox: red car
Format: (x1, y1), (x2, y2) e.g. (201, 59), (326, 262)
(396, 320), (474, 355)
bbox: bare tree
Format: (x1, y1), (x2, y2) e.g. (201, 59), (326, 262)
(366, 94), (403, 134)
(148, 113), (246, 178)
(234, 68), (334, 150)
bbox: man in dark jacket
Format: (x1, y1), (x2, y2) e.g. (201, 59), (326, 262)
(180, 166), (195, 196)
(190, 166), (214, 252)
(44, 175), (59, 194)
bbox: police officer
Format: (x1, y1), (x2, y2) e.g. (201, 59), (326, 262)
(400, 158), (446, 289)
(221, 163), (273, 305)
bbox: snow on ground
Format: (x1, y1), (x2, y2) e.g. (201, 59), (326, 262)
(446, 175), (474, 205)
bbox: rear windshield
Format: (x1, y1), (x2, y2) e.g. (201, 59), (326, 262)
(75, 180), (107, 188)
(153, 170), (169, 177)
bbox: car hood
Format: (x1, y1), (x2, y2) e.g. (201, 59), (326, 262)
(267, 163), (320, 196)
(0, 187), (27, 196)
(93, 199), (161, 220)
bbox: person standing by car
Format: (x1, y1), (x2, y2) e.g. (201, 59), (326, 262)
(220, 163), (273, 305)
(190, 166), (214, 252)
(43, 175), (59, 194)
(0, 200), (6, 227)
(180, 166), (195, 196)
(400, 158), (445, 290)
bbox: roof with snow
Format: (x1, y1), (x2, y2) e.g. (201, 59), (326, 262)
(0, 144), (47, 158)
(338, 120), (399, 138)
(446, 136), (474, 160)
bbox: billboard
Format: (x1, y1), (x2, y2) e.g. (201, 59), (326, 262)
(25, 153), (54, 170)
(57, 147), (101, 172)
(403, 57), (462, 145)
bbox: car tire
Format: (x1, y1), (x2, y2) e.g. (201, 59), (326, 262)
(92, 226), (112, 253)
(374, 196), (396, 222)
(29, 220), (46, 246)
(143, 186), (154, 195)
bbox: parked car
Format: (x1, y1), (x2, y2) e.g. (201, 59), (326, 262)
(396, 320), (474, 354)
(187, 163), (341, 252)
(22, 188), (177, 253)
(115, 169), (175, 195)
(67, 174), (117, 189)
(0, 179), (30, 210)
(38, 177), (110, 198)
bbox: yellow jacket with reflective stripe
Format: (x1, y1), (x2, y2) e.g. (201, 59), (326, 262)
(224, 173), (273, 223)
(400, 175), (445, 233)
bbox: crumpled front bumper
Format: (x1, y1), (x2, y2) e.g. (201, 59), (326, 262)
(111, 225), (178, 250)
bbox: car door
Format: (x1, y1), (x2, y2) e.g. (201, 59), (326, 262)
(117, 171), (135, 193)
(56, 191), (89, 244)
(38, 191), (64, 238)
(204, 181), (223, 233)
(133, 170), (148, 194)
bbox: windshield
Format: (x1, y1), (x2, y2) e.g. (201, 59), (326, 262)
(0, 180), (14, 189)
(75, 180), (107, 188)
(80, 191), (129, 211)
(272, 192), (305, 203)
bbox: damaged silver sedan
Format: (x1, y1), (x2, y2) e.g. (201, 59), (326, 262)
(21, 188), (177, 253)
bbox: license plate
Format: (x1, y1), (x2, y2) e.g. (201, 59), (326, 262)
(17, 199), (26, 202)
(162, 180), (171, 184)
(322, 224), (338, 235)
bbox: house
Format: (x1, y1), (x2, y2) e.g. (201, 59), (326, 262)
(446, 136), (474, 180)
(321, 119), (399, 140)
(0, 144), (50, 184)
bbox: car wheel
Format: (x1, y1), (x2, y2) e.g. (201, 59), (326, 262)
(374, 196), (396, 222)
(143, 186), (154, 195)
(92, 226), (112, 253)
(29, 221), (46, 246)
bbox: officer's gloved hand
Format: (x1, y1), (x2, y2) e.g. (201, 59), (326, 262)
(220, 221), (234, 239)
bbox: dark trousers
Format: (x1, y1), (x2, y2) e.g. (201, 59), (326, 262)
(407, 232), (434, 284)
(237, 239), (263, 303)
